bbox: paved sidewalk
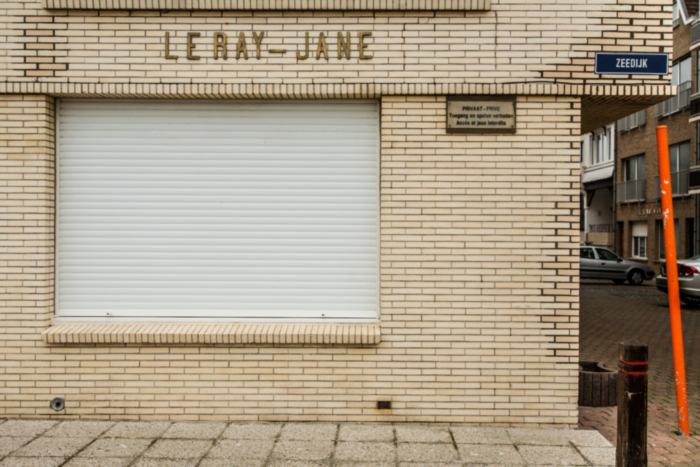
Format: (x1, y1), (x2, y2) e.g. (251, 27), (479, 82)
(0, 419), (614, 467)
(579, 280), (700, 467)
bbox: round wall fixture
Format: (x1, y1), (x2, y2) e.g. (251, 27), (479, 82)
(50, 397), (65, 412)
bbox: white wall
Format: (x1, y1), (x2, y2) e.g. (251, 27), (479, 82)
(585, 188), (613, 231)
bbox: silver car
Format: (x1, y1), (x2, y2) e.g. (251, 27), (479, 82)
(580, 246), (655, 285)
(656, 256), (700, 307)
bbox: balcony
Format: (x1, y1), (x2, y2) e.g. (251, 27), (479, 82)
(653, 170), (690, 198)
(586, 225), (613, 247)
(655, 81), (692, 119)
(617, 179), (645, 203)
(589, 224), (613, 233)
(617, 110), (646, 133)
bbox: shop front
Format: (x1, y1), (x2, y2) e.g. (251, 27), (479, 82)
(0, 0), (673, 426)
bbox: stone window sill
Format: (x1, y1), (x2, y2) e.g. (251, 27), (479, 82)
(42, 0), (490, 11)
(42, 323), (381, 346)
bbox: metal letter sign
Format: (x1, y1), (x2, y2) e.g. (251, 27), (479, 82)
(595, 53), (669, 75)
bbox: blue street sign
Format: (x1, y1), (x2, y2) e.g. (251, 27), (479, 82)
(594, 53), (669, 75)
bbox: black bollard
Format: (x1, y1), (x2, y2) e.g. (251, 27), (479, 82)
(616, 341), (648, 467)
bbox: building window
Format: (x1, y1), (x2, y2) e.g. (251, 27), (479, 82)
(56, 99), (380, 320)
(592, 131), (605, 164)
(633, 236), (648, 259)
(589, 126), (614, 166)
(659, 219), (680, 259)
(697, 51), (700, 93)
(632, 221), (648, 259)
(624, 155), (645, 182)
(669, 141), (691, 173)
(671, 56), (691, 87)
(673, 0), (679, 28)
(663, 141), (692, 196)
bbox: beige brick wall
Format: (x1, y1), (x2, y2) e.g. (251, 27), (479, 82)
(0, 93), (581, 426)
(0, 0), (673, 87)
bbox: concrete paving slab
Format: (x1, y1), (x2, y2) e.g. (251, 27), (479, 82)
(338, 425), (394, 442)
(0, 421), (58, 438)
(0, 458), (66, 467)
(141, 439), (213, 459)
(102, 422), (171, 439)
(457, 444), (525, 464)
(279, 423), (337, 441)
(206, 439), (275, 459)
(199, 459), (265, 467)
(11, 436), (93, 458)
(130, 460), (199, 467)
(567, 429), (615, 448)
(43, 421), (114, 438)
(452, 427), (511, 445)
(271, 440), (334, 461)
(458, 465), (528, 467)
(335, 463), (394, 467)
(577, 446), (616, 466)
(267, 461), (328, 467)
(396, 426), (452, 444)
(76, 437), (151, 458)
(0, 437), (32, 456)
(517, 445), (588, 465)
(334, 442), (396, 462)
(396, 443), (460, 463)
(507, 428), (574, 446)
(62, 458), (131, 467)
(161, 423), (225, 440)
(398, 464), (464, 467)
(221, 423), (281, 440)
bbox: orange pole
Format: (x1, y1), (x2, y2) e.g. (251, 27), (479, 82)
(656, 125), (690, 436)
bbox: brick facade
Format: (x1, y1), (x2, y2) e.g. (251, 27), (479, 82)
(0, 0), (673, 425)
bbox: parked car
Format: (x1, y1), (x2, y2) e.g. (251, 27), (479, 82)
(580, 246), (655, 285)
(656, 256), (700, 307)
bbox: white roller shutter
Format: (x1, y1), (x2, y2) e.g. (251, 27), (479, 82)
(57, 99), (379, 320)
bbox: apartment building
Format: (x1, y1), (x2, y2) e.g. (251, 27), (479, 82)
(616, 0), (699, 272)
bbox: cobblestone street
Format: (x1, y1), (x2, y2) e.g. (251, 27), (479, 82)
(579, 280), (700, 466)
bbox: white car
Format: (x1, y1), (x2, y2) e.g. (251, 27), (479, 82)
(656, 256), (700, 307)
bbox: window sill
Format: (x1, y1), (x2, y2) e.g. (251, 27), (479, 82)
(42, 323), (381, 346)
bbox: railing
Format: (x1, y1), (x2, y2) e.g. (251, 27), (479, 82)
(589, 224), (613, 233)
(617, 110), (646, 132)
(653, 170), (690, 198)
(617, 179), (645, 203)
(655, 81), (692, 118)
